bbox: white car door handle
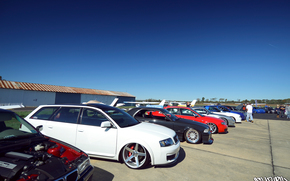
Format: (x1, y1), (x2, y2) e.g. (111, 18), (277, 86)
(78, 129), (84, 132)
(48, 126), (53, 128)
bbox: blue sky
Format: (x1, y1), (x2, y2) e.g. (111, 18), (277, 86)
(1, 0), (289, 102)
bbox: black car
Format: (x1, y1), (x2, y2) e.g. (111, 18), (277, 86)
(224, 105), (236, 111)
(127, 107), (213, 144)
(0, 109), (94, 181)
(264, 106), (275, 114)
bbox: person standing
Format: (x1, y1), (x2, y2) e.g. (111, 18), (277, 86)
(246, 103), (254, 123)
(279, 105), (285, 118)
(275, 105), (280, 118)
(242, 103), (246, 113)
(286, 105), (290, 119)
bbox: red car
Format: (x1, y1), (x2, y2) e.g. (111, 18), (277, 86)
(164, 106), (228, 134)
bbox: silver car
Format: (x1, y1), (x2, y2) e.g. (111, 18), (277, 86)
(192, 107), (235, 127)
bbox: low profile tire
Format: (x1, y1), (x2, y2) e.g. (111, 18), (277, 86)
(207, 123), (218, 134)
(122, 143), (150, 169)
(184, 128), (200, 144)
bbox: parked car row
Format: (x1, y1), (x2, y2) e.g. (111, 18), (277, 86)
(235, 103), (270, 114)
(127, 107), (213, 144)
(0, 102), (250, 179)
(203, 105), (243, 123)
(24, 104), (180, 170)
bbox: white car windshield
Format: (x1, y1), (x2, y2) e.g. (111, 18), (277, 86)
(103, 108), (140, 128)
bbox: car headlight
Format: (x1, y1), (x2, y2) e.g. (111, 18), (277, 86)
(77, 158), (91, 175)
(159, 138), (174, 147)
(221, 122), (226, 125)
(203, 128), (210, 133)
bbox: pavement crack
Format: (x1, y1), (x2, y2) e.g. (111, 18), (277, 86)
(267, 119), (275, 176)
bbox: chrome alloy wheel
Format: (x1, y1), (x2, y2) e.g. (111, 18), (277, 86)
(122, 143), (149, 169)
(185, 128), (200, 144)
(207, 123), (217, 134)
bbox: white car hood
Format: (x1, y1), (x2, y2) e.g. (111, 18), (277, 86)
(127, 122), (176, 139)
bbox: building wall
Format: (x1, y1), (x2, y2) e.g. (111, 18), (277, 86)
(0, 89), (55, 106)
(0, 88), (135, 107)
(23, 90), (55, 106)
(0, 89), (23, 104)
(55, 92), (81, 104)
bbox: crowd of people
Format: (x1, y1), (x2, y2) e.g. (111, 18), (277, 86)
(241, 103), (290, 121)
(275, 104), (290, 119)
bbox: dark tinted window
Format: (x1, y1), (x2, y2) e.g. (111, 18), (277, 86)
(81, 108), (109, 127)
(30, 107), (59, 120)
(180, 109), (197, 116)
(167, 108), (179, 114)
(208, 107), (219, 111)
(219, 106), (229, 111)
(52, 107), (80, 124)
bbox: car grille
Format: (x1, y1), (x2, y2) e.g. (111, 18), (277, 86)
(55, 169), (78, 181)
(174, 134), (179, 144)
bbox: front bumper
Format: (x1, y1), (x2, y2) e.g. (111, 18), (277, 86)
(227, 118), (236, 127)
(218, 124), (228, 133)
(240, 114), (246, 120)
(153, 141), (180, 166)
(79, 165), (94, 181)
(202, 132), (214, 144)
(234, 116), (242, 123)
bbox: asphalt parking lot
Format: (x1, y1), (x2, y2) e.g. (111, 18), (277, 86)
(90, 116), (290, 181)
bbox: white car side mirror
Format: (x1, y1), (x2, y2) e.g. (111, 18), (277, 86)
(101, 121), (112, 128)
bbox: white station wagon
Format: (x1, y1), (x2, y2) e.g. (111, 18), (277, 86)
(25, 104), (180, 169)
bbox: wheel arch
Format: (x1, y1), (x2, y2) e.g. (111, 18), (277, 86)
(183, 127), (202, 144)
(206, 122), (218, 133)
(182, 126), (192, 137)
(183, 126), (202, 138)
